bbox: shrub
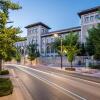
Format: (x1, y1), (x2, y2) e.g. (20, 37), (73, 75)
(0, 70), (9, 75)
(0, 78), (13, 97)
(89, 64), (100, 69)
(65, 67), (76, 71)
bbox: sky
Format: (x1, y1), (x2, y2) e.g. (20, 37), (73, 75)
(9, 0), (100, 37)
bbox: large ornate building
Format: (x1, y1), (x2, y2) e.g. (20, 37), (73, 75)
(16, 6), (100, 58)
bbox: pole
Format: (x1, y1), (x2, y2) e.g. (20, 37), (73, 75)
(61, 37), (63, 69)
(24, 48), (25, 65)
(36, 33), (37, 65)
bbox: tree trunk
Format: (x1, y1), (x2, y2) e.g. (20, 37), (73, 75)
(31, 60), (32, 66)
(71, 61), (73, 68)
(0, 59), (2, 71)
(35, 58), (37, 65)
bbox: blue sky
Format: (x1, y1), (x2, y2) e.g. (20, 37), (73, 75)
(10, 0), (100, 36)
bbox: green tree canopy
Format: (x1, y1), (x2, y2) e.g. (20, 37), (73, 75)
(27, 43), (40, 64)
(64, 32), (78, 46)
(86, 24), (100, 60)
(0, 0), (23, 70)
(53, 32), (79, 67)
(63, 32), (79, 67)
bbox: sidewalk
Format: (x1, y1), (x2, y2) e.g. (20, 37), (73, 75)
(0, 69), (33, 100)
(38, 64), (100, 78)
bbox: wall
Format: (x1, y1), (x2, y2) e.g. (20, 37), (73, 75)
(38, 56), (84, 67)
(81, 12), (100, 43)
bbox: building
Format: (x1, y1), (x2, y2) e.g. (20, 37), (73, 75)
(78, 6), (100, 43)
(15, 6), (100, 59)
(25, 22), (51, 54)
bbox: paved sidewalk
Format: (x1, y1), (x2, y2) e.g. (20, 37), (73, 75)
(0, 69), (33, 100)
(37, 64), (100, 78)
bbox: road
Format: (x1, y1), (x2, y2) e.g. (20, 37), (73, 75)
(6, 64), (100, 100)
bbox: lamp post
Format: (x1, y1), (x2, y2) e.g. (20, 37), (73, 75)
(60, 37), (63, 69)
(21, 46), (25, 65)
(54, 33), (63, 69)
(35, 32), (38, 65)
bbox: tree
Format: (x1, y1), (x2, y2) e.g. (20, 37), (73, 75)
(53, 32), (78, 54)
(64, 32), (78, 46)
(64, 45), (79, 67)
(86, 24), (100, 60)
(77, 43), (86, 56)
(86, 35), (95, 56)
(63, 33), (79, 67)
(0, 0), (23, 70)
(53, 32), (79, 67)
(27, 43), (40, 65)
(15, 47), (21, 63)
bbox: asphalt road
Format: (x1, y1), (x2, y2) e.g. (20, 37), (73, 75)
(6, 64), (100, 100)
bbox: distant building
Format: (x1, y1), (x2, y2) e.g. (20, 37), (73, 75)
(15, 6), (100, 57)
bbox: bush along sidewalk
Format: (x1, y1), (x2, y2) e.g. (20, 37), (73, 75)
(0, 70), (9, 75)
(0, 78), (13, 97)
(89, 64), (100, 69)
(0, 70), (13, 97)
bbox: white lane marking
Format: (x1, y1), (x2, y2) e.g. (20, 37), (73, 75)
(6, 64), (100, 86)
(44, 71), (100, 86)
(16, 67), (87, 100)
(7, 66), (87, 100)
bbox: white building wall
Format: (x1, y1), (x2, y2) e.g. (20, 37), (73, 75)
(41, 31), (81, 57)
(81, 12), (100, 43)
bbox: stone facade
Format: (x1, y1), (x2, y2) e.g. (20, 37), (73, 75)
(80, 11), (100, 42)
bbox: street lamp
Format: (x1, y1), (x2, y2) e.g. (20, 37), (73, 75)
(21, 46), (25, 65)
(54, 33), (63, 69)
(36, 33), (38, 65)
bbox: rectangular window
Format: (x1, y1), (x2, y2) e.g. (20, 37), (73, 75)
(51, 47), (54, 53)
(46, 39), (48, 43)
(47, 46), (50, 53)
(34, 29), (37, 33)
(28, 30), (31, 34)
(41, 29), (46, 34)
(85, 16), (89, 23)
(41, 48), (44, 53)
(32, 29), (34, 33)
(95, 14), (100, 19)
(90, 16), (94, 21)
(42, 39), (45, 44)
(41, 29), (44, 34)
(51, 38), (54, 42)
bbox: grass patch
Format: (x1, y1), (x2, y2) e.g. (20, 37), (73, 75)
(0, 78), (13, 97)
(0, 70), (9, 75)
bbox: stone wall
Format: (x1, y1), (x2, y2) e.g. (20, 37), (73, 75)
(38, 56), (83, 67)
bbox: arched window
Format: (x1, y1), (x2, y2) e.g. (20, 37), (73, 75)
(46, 46), (50, 53)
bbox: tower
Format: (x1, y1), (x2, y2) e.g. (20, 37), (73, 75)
(78, 6), (100, 43)
(25, 22), (51, 54)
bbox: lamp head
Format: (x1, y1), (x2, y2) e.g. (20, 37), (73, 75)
(54, 33), (58, 38)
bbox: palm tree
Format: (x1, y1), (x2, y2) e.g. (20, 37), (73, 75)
(63, 45), (79, 67)
(63, 32), (79, 67)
